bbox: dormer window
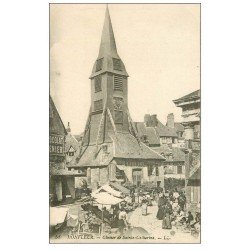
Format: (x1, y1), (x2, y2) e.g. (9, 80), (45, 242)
(113, 58), (122, 71)
(96, 58), (103, 72)
(67, 146), (75, 157)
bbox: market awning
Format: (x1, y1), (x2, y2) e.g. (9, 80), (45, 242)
(92, 192), (124, 205)
(109, 182), (130, 195)
(50, 207), (69, 226)
(92, 184), (122, 198)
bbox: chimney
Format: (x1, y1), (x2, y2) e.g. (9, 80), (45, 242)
(151, 114), (158, 127)
(144, 114), (151, 127)
(167, 113), (175, 128)
(66, 122), (71, 133)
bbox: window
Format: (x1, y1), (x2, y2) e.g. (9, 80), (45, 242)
(68, 152), (74, 157)
(94, 99), (103, 111)
(114, 75), (123, 91)
(148, 166), (153, 176)
(194, 131), (200, 139)
(155, 166), (159, 176)
(116, 167), (124, 179)
(160, 137), (167, 144)
(94, 76), (102, 92)
(165, 165), (174, 174)
(114, 110), (123, 124)
(113, 58), (122, 71)
(96, 58), (103, 72)
(177, 165), (182, 174)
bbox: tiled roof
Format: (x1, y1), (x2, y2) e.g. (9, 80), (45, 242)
(50, 164), (84, 176)
(65, 133), (80, 152)
(155, 121), (178, 137)
(49, 96), (67, 135)
(146, 127), (160, 145)
(72, 143), (114, 167)
(134, 119), (178, 145)
(174, 123), (184, 133)
(70, 131), (165, 168)
(112, 132), (164, 160)
(134, 122), (160, 145)
(151, 145), (185, 162)
(134, 122), (147, 136)
(74, 133), (83, 142)
(172, 147), (185, 161)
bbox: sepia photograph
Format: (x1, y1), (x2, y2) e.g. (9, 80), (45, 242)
(49, 3), (200, 243)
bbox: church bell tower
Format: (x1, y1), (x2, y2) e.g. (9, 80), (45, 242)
(85, 6), (131, 146)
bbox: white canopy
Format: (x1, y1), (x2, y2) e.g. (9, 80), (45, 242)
(50, 207), (69, 226)
(92, 184), (122, 198)
(92, 192), (124, 205)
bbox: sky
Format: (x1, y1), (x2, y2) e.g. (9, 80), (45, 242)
(50, 4), (200, 135)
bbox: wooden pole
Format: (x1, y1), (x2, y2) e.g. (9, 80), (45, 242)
(101, 204), (104, 236)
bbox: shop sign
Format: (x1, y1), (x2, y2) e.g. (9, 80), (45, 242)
(49, 134), (65, 156)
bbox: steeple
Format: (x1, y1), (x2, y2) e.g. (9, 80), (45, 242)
(98, 5), (118, 58)
(90, 5), (128, 78)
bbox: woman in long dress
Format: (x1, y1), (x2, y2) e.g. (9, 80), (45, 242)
(162, 205), (172, 229)
(117, 209), (128, 234)
(156, 194), (165, 220)
(141, 200), (148, 216)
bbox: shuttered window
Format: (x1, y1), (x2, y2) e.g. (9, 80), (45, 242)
(114, 75), (123, 91)
(94, 99), (103, 111)
(114, 110), (123, 124)
(177, 165), (182, 174)
(148, 166), (153, 176)
(96, 58), (103, 72)
(94, 76), (102, 92)
(113, 58), (122, 71)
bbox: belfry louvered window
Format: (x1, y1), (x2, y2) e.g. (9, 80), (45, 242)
(94, 99), (103, 111)
(114, 75), (123, 91)
(96, 58), (103, 72)
(113, 58), (122, 71)
(114, 110), (123, 124)
(94, 75), (102, 92)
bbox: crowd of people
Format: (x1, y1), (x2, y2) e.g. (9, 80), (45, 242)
(156, 188), (200, 233)
(75, 187), (200, 236)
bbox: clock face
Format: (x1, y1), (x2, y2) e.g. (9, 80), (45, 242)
(113, 97), (123, 110)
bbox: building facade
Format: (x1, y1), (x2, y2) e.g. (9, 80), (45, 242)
(49, 96), (83, 203)
(173, 90), (200, 209)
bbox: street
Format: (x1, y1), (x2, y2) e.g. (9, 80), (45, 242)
(128, 202), (200, 243)
(50, 201), (200, 243)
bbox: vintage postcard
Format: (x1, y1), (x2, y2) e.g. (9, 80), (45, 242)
(49, 3), (200, 243)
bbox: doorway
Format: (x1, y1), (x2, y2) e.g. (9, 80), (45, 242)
(132, 169), (142, 187)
